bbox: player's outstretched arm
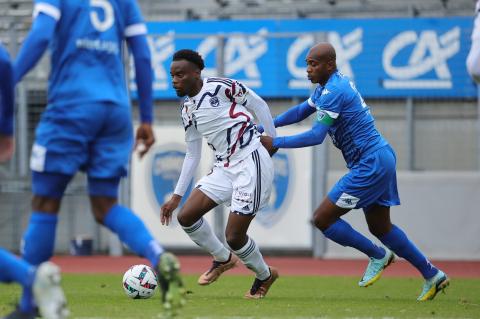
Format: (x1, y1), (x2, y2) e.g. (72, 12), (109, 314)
(161, 138), (202, 225)
(243, 89), (276, 137)
(256, 100), (315, 134)
(14, 13), (57, 83)
(274, 100), (316, 128)
(127, 35), (153, 125)
(263, 121), (330, 150)
(0, 46), (15, 162)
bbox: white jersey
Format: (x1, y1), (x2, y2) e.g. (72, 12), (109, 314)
(181, 77), (262, 167)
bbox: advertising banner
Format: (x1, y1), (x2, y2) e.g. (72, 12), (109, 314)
(131, 17), (476, 99)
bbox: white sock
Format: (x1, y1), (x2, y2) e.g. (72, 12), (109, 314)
(182, 218), (230, 262)
(233, 237), (270, 280)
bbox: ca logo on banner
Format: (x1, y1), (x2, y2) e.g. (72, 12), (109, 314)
(288, 28), (363, 89)
(133, 29), (268, 92)
(129, 32), (175, 91)
(197, 28), (268, 88)
(382, 27), (460, 89)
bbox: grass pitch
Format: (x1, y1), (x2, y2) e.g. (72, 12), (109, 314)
(1, 274), (479, 319)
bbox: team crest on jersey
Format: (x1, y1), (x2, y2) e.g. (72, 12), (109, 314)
(209, 96), (220, 107)
(255, 152), (290, 228)
(150, 144), (194, 223)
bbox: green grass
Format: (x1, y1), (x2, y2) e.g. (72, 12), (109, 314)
(1, 274), (479, 319)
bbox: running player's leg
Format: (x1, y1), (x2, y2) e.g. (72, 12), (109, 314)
(0, 248), (35, 288)
(313, 147), (402, 288)
(87, 103), (184, 309)
(89, 184), (184, 307)
(18, 103), (99, 315)
(366, 204), (449, 300)
(18, 173), (71, 315)
(226, 147), (278, 299)
(0, 248), (68, 319)
(178, 172), (237, 285)
(313, 196), (386, 261)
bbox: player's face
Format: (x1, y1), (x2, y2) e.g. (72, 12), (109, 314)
(170, 60), (200, 97)
(306, 55), (334, 85)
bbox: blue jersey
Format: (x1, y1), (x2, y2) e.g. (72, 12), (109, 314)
(308, 71), (388, 168)
(33, 0), (147, 106)
(0, 43), (14, 135)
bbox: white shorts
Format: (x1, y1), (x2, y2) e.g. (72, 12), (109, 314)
(196, 146), (274, 216)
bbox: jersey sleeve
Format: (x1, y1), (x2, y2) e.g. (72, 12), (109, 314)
(225, 80), (249, 105)
(124, 0), (147, 38)
(180, 102), (202, 142)
(33, 0), (61, 21)
(309, 86), (344, 123)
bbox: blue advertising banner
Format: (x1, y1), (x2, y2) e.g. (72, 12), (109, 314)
(131, 17), (476, 99)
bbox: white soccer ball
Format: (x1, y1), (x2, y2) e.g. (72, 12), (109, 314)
(122, 264), (158, 299)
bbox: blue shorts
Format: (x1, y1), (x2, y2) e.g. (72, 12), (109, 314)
(328, 145), (401, 210)
(30, 102), (133, 178)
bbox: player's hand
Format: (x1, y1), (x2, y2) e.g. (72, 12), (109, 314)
(260, 135), (278, 157)
(0, 134), (15, 162)
(161, 194), (182, 226)
(134, 123), (155, 158)
(256, 124), (264, 134)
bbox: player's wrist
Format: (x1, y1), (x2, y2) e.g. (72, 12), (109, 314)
(140, 118), (153, 125)
(172, 194), (183, 202)
(272, 136), (284, 148)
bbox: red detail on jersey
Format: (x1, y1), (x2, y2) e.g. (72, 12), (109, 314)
(225, 101), (251, 167)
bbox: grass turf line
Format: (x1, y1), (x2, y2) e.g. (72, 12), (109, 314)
(0, 274), (479, 319)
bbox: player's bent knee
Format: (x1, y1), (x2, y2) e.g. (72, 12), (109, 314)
(312, 211), (331, 231)
(368, 224), (391, 238)
(176, 210), (196, 227)
(32, 195), (61, 213)
(90, 196), (117, 224)
(225, 232), (247, 250)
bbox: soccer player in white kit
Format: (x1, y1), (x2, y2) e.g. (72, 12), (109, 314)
(467, 0), (480, 82)
(161, 49), (279, 299)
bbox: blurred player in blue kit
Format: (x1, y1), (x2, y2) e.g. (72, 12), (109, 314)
(2, 1), (184, 318)
(0, 43), (68, 319)
(260, 42), (449, 301)
(0, 43), (14, 162)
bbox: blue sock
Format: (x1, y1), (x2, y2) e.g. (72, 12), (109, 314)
(20, 212), (58, 312)
(323, 219), (385, 259)
(379, 224), (438, 279)
(0, 248), (36, 287)
(104, 205), (164, 267)
(20, 212), (58, 313)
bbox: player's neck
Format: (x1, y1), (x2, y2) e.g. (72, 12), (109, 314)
(319, 70), (336, 86)
(188, 79), (204, 98)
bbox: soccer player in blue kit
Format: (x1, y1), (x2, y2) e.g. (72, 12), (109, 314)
(260, 43), (449, 301)
(5, 1), (184, 318)
(0, 43), (68, 319)
(0, 43), (14, 162)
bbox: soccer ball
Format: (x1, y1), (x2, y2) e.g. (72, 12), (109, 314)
(122, 264), (158, 299)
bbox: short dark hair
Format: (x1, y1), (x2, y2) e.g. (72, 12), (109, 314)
(172, 49), (205, 70)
